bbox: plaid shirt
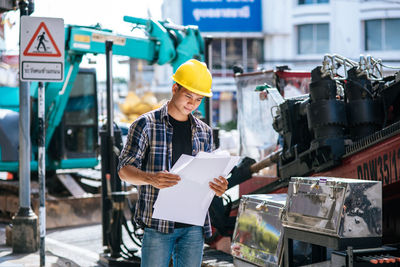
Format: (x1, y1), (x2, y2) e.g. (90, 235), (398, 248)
(118, 102), (213, 238)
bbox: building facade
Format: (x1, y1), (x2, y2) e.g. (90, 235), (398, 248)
(264, 0), (400, 70)
(163, 0), (400, 71)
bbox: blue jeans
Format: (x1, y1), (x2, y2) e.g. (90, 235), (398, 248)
(140, 226), (204, 267)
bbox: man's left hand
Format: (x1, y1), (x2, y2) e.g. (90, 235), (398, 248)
(209, 176), (228, 197)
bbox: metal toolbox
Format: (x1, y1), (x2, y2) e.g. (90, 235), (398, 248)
(231, 194), (287, 267)
(282, 177), (382, 239)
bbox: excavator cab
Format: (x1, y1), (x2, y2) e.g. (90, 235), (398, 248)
(49, 68), (99, 168)
(0, 68), (99, 177)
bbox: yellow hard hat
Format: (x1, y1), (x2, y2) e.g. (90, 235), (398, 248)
(172, 59), (213, 97)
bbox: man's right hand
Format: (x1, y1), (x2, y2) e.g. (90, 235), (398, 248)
(149, 171), (181, 189)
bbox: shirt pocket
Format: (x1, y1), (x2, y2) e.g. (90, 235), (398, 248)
(148, 144), (168, 172)
(193, 131), (210, 153)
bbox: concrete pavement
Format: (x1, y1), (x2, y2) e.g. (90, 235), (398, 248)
(0, 223), (234, 267)
(0, 223), (104, 267)
(0, 248), (78, 267)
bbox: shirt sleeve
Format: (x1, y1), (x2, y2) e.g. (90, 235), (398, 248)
(118, 116), (149, 171)
(205, 125), (213, 153)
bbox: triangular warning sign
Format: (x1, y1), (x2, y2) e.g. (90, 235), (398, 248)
(23, 22), (62, 57)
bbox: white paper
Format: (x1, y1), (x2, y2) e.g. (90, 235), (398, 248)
(152, 152), (240, 226)
(169, 154), (193, 174)
(196, 151), (240, 177)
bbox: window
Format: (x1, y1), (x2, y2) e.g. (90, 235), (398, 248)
(298, 0), (329, 5)
(298, 23), (329, 54)
(226, 39), (243, 70)
(365, 19), (400, 51)
(247, 39), (263, 72)
(212, 39), (222, 71)
(64, 70), (98, 156)
(211, 38), (264, 76)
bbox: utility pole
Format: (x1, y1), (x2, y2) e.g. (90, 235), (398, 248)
(11, 0), (38, 253)
(204, 36), (213, 127)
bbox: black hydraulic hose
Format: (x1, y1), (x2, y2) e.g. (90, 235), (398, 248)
(222, 194), (232, 218)
(122, 215), (143, 247)
(120, 180), (143, 246)
(120, 244), (135, 259)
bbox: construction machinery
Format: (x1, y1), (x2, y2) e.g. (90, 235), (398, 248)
(251, 55), (400, 242)
(0, 15), (205, 228)
(220, 54), (400, 266)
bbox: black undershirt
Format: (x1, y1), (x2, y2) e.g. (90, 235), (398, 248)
(169, 115), (192, 166)
(168, 115), (193, 228)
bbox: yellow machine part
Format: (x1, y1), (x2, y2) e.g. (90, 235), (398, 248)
(119, 91), (167, 123)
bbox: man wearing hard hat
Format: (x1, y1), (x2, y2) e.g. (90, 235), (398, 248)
(118, 59), (228, 267)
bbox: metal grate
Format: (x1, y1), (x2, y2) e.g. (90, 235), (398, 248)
(345, 120), (400, 157)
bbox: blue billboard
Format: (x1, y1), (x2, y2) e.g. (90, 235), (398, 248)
(182, 0), (262, 32)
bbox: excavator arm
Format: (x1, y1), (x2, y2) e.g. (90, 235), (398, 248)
(44, 16), (204, 148)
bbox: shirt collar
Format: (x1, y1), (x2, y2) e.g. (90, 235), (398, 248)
(160, 101), (202, 130)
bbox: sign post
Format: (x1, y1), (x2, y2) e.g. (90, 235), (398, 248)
(19, 16), (64, 267)
(12, 0), (37, 256)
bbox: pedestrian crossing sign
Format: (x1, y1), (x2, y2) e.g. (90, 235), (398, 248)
(20, 16), (65, 82)
(23, 22), (62, 57)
